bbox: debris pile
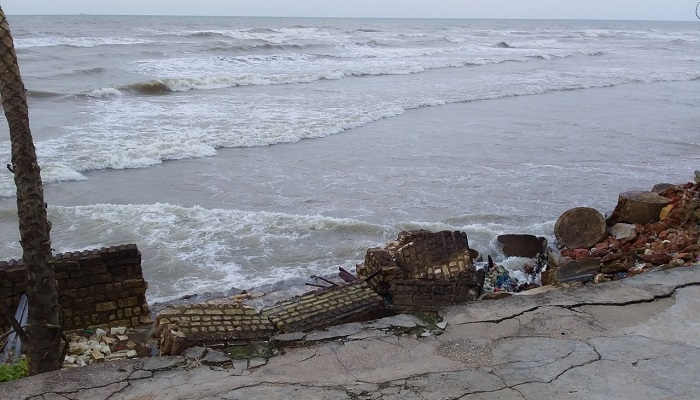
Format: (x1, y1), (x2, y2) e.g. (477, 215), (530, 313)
(551, 173), (700, 284)
(62, 326), (153, 368)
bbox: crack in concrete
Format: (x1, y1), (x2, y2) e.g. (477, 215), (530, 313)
(456, 281), (700, 326)
(20, 377), (132, 400)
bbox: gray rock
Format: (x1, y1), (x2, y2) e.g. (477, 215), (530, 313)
(497, 234), (547, 258)
(609, 223), (637, 241)
(555, 257), (601, 283)
(202, 350), (232, 366)
(142, 356), (184, 371)
(436, 321), (448, 330)
(182, 346), (206, 360)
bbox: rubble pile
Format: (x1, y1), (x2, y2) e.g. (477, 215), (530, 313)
(62, 326), (152, 368)
(552, 174), (700, 284)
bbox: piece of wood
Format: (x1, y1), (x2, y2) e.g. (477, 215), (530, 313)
(554, 207), (607, 249)
(610, 191), (671, 225)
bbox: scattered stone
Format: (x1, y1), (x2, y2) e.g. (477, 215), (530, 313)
(202, 350), (232, 366)
(436, 321), (448, 330)
(555, 207), (608, 249)
(63, 355), (75, 364)
(110, 327), (127, 336)
(126, 350), (138, 358)
(94, 328), (107, 337)
(497, 234), (547, 258)
(182, 346), (207, 360)
(117, 335), (129, 342)
(609, 223), (638, 242)
(90, 350), (105, 363)
(69, 342), (89, 355)
(105, 353), (127, 361)
(126, 341), (137, 349)
(420, 331), (432, 337)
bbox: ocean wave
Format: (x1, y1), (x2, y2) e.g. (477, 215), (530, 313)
(120, 48), (608, 94)
(188, 31), (230, 38)
(14, 36), (151, 49)
(122, 81), (172, 95)
(494, 39), (558, 49)
(86, 87), (124, 97)
(4, 65), (697, 198)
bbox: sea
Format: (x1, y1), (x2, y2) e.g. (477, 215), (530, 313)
(0, 15), (698, 305)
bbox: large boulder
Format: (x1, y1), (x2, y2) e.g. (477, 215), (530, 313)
(554, 207), (607, 249)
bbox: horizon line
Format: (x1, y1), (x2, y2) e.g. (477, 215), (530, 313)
(4, 13), (696, 22)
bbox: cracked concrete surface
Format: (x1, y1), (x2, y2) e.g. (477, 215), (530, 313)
(2, 266), (700, 400)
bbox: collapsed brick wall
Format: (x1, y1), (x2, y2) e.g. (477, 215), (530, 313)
(154, 303), (277, 355)
(0, 244), (150, 333)
(154, 281), (386, 355)
(263, 281), (385, 333)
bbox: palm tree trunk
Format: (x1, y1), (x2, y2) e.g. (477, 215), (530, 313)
(0, 7), (62, 375)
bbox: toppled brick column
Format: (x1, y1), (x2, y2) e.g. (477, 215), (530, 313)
(357, 230), (485, 313)
(154, 303), (277, 356)
(262, 281), (385, 333)
(0, 244), (150, 333)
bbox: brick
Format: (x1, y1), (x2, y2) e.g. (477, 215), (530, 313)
(95, 302), (117, 312)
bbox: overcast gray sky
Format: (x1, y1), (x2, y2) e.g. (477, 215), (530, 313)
(1, 0), (698, 21)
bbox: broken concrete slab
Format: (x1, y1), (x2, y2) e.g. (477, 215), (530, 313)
(182, 346), (206, 360)
(142, 356), (184, 372)
(201, 350), (232, 366)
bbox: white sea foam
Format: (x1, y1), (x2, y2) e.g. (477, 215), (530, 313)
(44, 203), (387, 302)
(87, 87), (123, 97)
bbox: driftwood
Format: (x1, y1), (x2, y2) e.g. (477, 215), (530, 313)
(554, 207), (607, 249)
(609, 191), (671, 225)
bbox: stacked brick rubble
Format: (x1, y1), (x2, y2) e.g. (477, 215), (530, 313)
(0, 244), (150, 333)
(153, 281), (385, 355)
(357, 230), (485, 313)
